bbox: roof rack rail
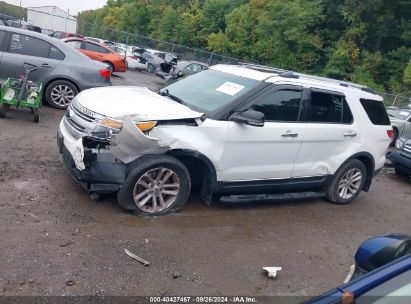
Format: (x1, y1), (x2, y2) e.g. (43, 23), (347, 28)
(242, 63), (377, 95)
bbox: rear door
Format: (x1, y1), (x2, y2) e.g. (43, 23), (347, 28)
(80, 41), (103, 61)
(291, 87), (358, 177)
(0, 32), (63, 83)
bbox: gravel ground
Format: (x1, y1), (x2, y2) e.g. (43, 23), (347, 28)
(0, 70), (410, 298)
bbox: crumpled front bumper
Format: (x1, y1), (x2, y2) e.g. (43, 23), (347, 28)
(386, 150), (411, 175)
(57, 130), (127, 193)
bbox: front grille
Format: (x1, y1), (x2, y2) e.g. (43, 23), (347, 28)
(71, 99), (99, 120)
(404, 143), (411, 154)
(63, 98), (102, 140)
(63, 116), (85, 139)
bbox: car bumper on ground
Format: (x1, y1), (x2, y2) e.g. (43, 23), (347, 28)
(386, 150), (411, 174)
(57, 129), (126, 193)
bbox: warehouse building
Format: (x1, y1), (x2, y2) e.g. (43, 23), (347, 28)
(27, 6), (77, 33)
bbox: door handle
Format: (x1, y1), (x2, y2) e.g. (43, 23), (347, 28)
(41, 63), (51, 68)
(344, 131), (357, 137)
(281, 130), (299, 137)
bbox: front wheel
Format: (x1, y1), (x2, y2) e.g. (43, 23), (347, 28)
(117, 155), (191, 216)
(326, 159), (366, 205)
(45, 80), (78, 109)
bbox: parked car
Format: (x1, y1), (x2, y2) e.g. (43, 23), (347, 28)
(172, 61), (208, 77)
(49, 31), (83, 39)
(126, 53), (148, 71)
(386, 119), (411, 178)
(387, 107), (411, 143)
(0, 25), (112, 109)
(0, 13), (17, 23)
(62, 37), (127, 73)
(84, 36), (115, 47)
(107, 45), (127, 57)
(57, 64), (392, 216)
(306, 234), (411, 304)
(142, 52), (164, 73)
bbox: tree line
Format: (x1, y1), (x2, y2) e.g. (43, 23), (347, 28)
(3, 0), (411, 95)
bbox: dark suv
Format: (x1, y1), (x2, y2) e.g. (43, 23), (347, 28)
(0, 25), (111, 109)
(387, 121), (411, 178)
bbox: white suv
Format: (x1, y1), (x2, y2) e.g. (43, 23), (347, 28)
(57, 64), (393, 216)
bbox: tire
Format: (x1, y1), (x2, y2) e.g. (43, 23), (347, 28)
(45, 80), (78, 109)
(0, 104), (9, 118)
(395, 168), (409, 178)
(147, 63), (155, 73)
(326, 159), (367, 205)
(105, 62), (115, 73)
(117, 155), (191, 216)
(391, 128), (398, 146)
(33, 108), (40, 123)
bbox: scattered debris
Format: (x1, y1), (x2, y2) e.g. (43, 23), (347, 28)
(145, 239), (149, 244)
(60, 241), (74, 248)
(28, 194), (40, 201)
(124, 248), (150, 266)
(263, 267), (282, 279)
(65, 280), (75, 286)
(172, 271), (181, 279)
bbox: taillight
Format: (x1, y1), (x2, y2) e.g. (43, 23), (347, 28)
(99, 69), (111, 78)
(387, 129), (394, 139)
(129, 55), (137, 60)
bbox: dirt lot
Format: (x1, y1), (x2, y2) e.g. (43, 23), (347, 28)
(1, 70), (411, 298)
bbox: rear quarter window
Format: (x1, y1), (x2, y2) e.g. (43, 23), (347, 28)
(360, 98), (390, 125)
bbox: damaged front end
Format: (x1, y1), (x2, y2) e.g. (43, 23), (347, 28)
(58, 113), (204, 195)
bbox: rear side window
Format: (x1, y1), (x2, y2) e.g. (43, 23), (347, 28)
(306, 91), (353, 124)
(99, 46), (111, 54)
(9, 33), (50, 58)
(83, 42), (100, 53)
(360, 98), (390, 125)
(49, 46), (65, 60)
(249, 89), (302, 122)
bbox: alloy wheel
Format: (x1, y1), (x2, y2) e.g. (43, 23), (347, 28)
(133, 167), (180, 213)
(338, 168), (363, 199)
(51, 85), (75, 107)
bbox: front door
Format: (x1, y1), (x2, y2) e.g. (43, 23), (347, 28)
(221, 85), (305, 181)
(0, 31), (61, 83)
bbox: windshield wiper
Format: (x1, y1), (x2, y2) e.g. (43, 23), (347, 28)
(159, 89), (186, 106)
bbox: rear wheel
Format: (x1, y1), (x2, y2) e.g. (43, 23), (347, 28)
(326, 159), (366, 205)
(105, 62), (115, 73)
(45, 80), (78, 109)
(117, 155), (191, 216)
(0, 104), (10, 118)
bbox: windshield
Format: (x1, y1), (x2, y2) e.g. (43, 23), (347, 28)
(161, 69), (261, 114)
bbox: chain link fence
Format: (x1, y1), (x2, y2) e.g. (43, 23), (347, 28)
(380, 93), (411, 108)
(78, 21), (242, 66)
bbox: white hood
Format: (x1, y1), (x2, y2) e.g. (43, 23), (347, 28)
(76, 86), (203, 120)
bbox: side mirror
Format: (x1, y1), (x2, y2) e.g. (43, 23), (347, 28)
(229, 109), (264, 127)
(350, 234), (411, 281)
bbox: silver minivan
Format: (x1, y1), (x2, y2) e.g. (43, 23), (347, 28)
(0, 26), (112, 109)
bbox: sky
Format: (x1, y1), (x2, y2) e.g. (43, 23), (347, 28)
(4, 0), (107, 15)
